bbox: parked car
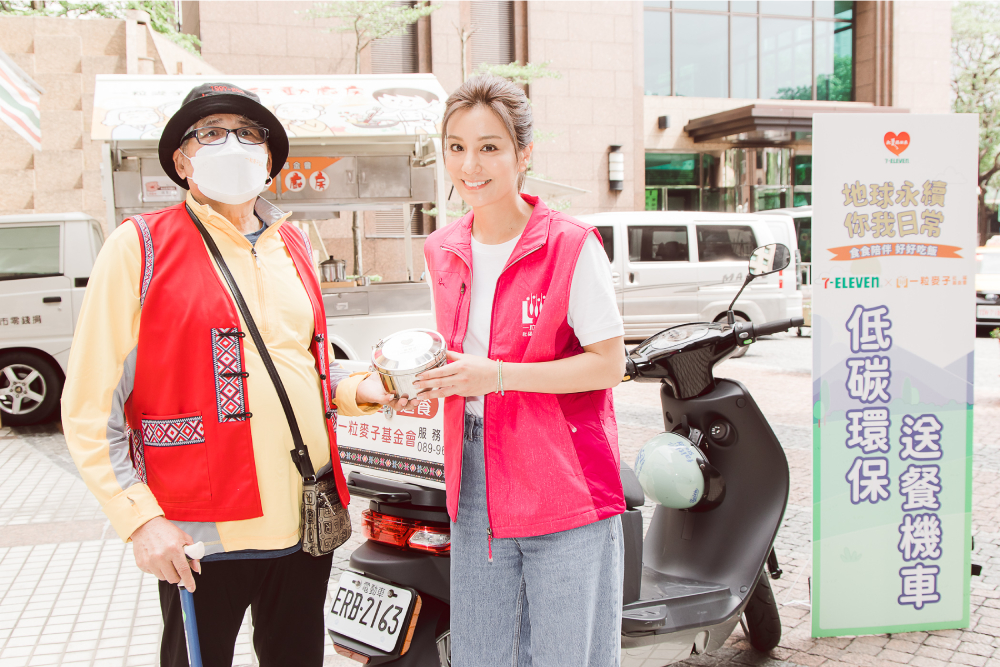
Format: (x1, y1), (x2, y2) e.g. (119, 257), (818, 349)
(0, 212), (431, 426)
(976, 244), (1000, 331)
(576, 211), (803, 342)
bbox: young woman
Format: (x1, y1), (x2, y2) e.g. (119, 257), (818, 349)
(415, 75), (627, 666)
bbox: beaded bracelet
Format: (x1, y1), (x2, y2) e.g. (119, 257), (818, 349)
(496, 359), (505, 396)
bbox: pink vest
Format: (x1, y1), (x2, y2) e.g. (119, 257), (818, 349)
(424, 195), (624, 538)
(124, 203), (349, 522)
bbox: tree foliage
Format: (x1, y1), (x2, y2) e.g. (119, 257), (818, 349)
(474, 60), (561, 87)
(952, 0), (1000, 242)
(0, 1), (200, 53)
(307, 0), (438, 75)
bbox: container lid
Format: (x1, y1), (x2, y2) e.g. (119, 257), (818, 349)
(372, 329), (447, 375)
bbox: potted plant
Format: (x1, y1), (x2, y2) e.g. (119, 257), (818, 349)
(991, 328), (1000, 345)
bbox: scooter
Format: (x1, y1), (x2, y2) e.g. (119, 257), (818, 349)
(328, 243), (801, 666)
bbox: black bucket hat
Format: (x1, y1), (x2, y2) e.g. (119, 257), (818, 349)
(158, 82), (289, 189)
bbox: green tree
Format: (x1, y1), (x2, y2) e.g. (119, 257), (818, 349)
(0, 1), (200, 53)
(306, 0), (438, 274)
(953, 0), (1000, 245)
(307, 0), (438, 75)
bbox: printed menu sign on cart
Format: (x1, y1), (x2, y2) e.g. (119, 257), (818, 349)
(337, 397), (445, 491)
(812, 114), (976, 637)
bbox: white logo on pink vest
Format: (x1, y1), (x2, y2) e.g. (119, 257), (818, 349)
(521, 293), (546, 336)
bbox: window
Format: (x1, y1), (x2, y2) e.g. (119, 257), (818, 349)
(646, 153), (698, 186)
(731, 16), (758, 99)
(370, 1), (418, 73)
(674, 13), (728, 98)
(471, 1), (515, 70)
(0, 226), (60, 280)
(646, 152), (730, 212)
(596, 226), (614, 262)
(793, 155), (812, 207)
(643, 1), (854, 101)
(815, 19), (853, 101)
(794, 217), (812, 262)
(628, 226), (690, 262)
(644, 10), (671, 96)
(760, 18), (812, 100)
(696, 225), (756, 261)
(370, 208), (424, 238)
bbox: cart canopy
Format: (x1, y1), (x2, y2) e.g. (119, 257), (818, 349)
(92, 74), (447, 143)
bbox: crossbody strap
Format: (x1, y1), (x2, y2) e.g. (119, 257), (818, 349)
(186, 204), (317, 481)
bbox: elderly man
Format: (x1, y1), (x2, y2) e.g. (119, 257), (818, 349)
(63, 83), (396, 666)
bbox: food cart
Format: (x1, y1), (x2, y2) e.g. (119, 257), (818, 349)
(92, 73), (449, 270)
(91, 73), (451, 359)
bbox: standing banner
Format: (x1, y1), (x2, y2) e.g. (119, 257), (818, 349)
(812, 114), (977, 637)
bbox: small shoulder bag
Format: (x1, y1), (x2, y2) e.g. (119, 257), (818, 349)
(187, 205), (351, 556)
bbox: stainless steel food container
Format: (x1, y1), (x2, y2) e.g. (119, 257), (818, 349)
(372, 329), (447, 400)
(319, 256), (346, 283)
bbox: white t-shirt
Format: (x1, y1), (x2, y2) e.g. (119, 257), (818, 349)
(462, 233), (624, 417)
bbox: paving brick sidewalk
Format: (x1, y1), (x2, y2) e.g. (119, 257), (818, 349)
(1, 334), (998, 666)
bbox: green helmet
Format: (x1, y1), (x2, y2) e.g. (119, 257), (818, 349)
(634, 432), (726, 511)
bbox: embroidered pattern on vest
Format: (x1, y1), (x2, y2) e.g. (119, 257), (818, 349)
(128, 426), (147, 483)
(211, 327), (249, 422)
(296, 225), (312, 253)
(141, 415), (205, 447)
(133, 215), (154, 308)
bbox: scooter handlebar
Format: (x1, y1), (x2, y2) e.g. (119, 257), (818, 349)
(754, 317), (805, 337)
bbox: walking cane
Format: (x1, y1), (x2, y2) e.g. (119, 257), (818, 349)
(179, 542), (206, 667)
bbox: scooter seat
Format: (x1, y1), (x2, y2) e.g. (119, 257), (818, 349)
(620, 461), (646, 510)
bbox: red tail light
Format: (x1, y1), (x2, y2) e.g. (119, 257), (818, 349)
(362, 509), (451, 555)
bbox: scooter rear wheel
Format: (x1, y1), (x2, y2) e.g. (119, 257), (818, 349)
(741, 572), (782, 652)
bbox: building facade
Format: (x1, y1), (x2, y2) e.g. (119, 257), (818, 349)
(1, 2), (952, 282)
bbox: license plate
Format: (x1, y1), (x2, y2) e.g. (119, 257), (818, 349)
(327, 572), (415, 653)
(978, 305), (1000, 319)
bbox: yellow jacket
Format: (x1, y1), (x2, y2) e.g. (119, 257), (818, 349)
(62, 194), (376, 556)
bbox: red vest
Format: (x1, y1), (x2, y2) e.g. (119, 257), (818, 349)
(124, 202), (348, 522)
(424, 195), (624, 537)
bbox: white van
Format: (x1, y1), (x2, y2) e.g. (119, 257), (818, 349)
(0, 213), (103, 426)
(575, 211), (802, 340)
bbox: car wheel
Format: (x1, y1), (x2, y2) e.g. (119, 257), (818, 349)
(0, 352), (62, 426)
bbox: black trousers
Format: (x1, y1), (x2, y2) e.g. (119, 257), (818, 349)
(158, 548), (334, 667)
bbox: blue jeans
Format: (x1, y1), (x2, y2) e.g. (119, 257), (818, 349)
(451, 413), (624, 667)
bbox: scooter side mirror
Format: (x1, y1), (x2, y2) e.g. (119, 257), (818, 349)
(724, 243), (792, 321)
(748, 243), (791, 277)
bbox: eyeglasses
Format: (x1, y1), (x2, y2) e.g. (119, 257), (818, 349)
(181, 126), (269, 146)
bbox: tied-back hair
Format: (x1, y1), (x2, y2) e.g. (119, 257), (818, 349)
(442, 74), (534, 191)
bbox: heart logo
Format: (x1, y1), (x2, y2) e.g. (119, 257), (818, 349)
(884, 131), (910, 155)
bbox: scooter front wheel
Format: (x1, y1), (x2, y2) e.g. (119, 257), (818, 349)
(741, 572), (782, 652)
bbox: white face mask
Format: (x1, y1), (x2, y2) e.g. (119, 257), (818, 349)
(184, 133), (269, 205)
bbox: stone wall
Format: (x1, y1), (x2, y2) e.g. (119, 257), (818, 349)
(525, 0), (646, 214)
(892, 1), (951, 115)
(0, 15), (218, 228)
(0, 16), (126, 222)
(194, 1), (356, 76)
